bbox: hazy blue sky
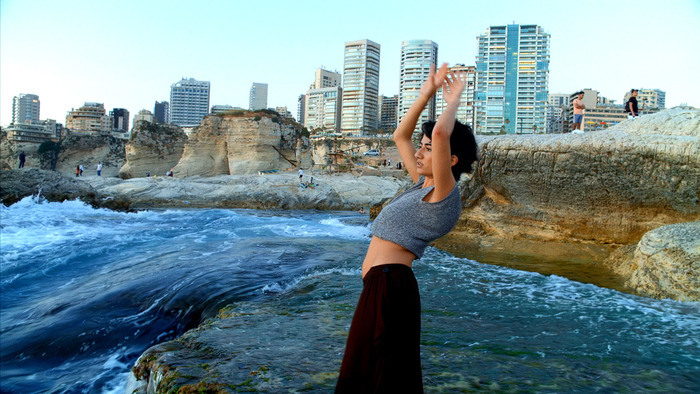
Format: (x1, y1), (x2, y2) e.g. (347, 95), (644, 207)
(2, 0), (699, 125)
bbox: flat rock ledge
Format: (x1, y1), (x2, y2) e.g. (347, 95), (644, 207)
(1, 168), (409, 212)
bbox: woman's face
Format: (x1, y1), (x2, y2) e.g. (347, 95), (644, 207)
(414, 135), (433, 176)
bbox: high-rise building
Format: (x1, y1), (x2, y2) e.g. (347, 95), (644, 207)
(313, 69), (342, 89)
(297, 94), (306, 124)
(379, 95), (398, 133)
(110, 108), (130, 132)
(341, 39), (380, 135)
(546, 93), (570, 134)
(435, 64), (477, 129)
(304, 69), (343, 132)
(249, 83), (268, 110)
(169, 78), (210, 127)
(12, 93), (40, 124)
(475, 24), (550, 134)
(305, 86), (343, 132)
(154, 101), (169, 123)
(65, 102), (113, 135)
(399, 40), (438, 133)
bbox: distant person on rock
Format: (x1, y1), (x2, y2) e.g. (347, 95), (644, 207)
(299, 168), (304, 183)
(572, 91), (585, 132)
(336, 63), (478, 392)
(18, 152), (25, 168)
(75, 165), (80, 177)
(96, 162), (103, 176)
(79, 164), (84, 176)
(627, 89), (640, 119)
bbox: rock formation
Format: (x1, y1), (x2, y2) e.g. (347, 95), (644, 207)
(604, 221), (699, 301)
(171, 111), (309, 177)
(118, 121), (187, 179)
(54, 132), (126, 177)
(455, 107), (699, 248)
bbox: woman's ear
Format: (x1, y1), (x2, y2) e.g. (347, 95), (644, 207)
(451, 155), (459, 167)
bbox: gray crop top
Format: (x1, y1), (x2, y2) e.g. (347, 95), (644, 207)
(371, 176), (462, 259)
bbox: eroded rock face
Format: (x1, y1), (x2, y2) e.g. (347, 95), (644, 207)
(55, 133), (126, 178)
(626, 221), (700, 301)
(459, 107), (700, 246)
(172, 113), (308, 177)
(119, 122), (187, 179)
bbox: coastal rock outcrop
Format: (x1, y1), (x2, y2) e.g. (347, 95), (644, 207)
(171, 112), (309, 177)
(605, 221), (699, 301)
(0, 168), (98, 206)
(54, 132), (126, 178)
(118, 122), (187, 179)
(455, 107), (699, 249)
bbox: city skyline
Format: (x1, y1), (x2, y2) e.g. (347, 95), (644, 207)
(1, 0), (698, 126)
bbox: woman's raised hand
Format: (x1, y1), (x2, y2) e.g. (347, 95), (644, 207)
(442, 71), (466, 105)
(420, 63), (449, 98)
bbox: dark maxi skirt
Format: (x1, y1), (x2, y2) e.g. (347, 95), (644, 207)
(335, 264), (423, 393)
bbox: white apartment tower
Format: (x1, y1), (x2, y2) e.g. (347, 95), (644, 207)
(475, 24), (550, 134)
(304, 69), (343, 132)
(12, 93), (40, 124)
(249, 83), (268, 110)
(341, 39), (380, 135)
(399, 40), (438, 133)
(435, 64), (476, 130)
(169, 78), (210, 127)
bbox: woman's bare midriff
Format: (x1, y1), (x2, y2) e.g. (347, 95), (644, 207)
(362, 236), (416, 279)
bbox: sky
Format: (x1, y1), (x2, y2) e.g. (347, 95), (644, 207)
(1, 0), (699, 126)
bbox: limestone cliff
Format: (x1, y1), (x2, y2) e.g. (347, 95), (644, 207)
(172, 111), (309, 176)
(456, 107), (699, 248)
(119, 122), (187, 179)
(0, 129), (126, 177)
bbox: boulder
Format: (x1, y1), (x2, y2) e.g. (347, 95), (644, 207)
(625, 221), (699, 301)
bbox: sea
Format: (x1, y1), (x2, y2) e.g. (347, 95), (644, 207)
(1, 196), (699, 393)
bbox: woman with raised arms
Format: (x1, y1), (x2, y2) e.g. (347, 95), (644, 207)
(336, 63), (478, 393)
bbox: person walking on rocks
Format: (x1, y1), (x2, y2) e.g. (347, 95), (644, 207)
(18, 152), (25, 168)
(79, 164), (84, 177)
(572, 91), (585, 132)
(96, 162), (103, 176)
(75, 165), (80, 177)
(298, 168), (303, 183)
(335, 63), (478, 393)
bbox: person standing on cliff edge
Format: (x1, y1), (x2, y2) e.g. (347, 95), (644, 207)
(627, 89), (640, 119)
(18, 151), (25, 168)
(335, 63), (478, 393)
(572, 91), (585, 132)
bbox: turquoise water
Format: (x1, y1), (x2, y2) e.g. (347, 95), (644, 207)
(1, 197), (698, 392)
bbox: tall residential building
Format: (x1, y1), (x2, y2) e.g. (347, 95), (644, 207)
(341, 39), (380, 135)
(249, 83), (268, 110)
(304, 86), (343, 132)
(313, 69), (342, 89)
(169, 78), (210, 127)
(304, 69), (343, 132)
(110, 108), (130, 132)
(379, 95), (398, 133)
(154, 101), (169, 123)
(475, 24), (550, 134)
(546, 93), (570, 134)
(297, 94), (306, 124)
(399, 40), (438, 132)
(435, 64), (477, 129)
(65, 102), (113, 135)
(12, 93), (40, 124)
